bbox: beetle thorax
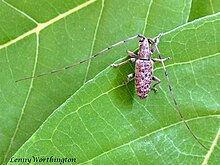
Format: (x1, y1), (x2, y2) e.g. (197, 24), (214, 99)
(138, 38), (152, 60)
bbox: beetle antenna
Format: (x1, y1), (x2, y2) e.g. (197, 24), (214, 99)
(15, 34), (144, 82)
(153, 34), (208, 150)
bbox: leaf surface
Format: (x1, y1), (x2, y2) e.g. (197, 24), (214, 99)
(0, 0), (193, 164)
(10, 13), (220, 164)
(189, 0), (220, 21)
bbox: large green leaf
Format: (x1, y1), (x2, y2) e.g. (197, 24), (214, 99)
(189, 0), (220, 21)
(0, 0), (192, 164)
(10, 13), (220, 164)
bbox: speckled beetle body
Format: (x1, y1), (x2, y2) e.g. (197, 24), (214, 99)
(135, 37), (154, 99)
(111, 35), (170, 99)
(135, 59), (153, 99)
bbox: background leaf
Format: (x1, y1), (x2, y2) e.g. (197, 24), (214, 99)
(10, 12), (220, 165)
(189, 0), (220, 21)
(0, 0), (193, 164)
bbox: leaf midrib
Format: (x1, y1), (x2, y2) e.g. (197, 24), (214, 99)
(1, 0), (97, 163)
(0, 0), (97, 49)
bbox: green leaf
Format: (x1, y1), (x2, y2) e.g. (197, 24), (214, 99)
(0, 0), (192, 163)
(10, 13), (220, 164)
(189, 0), (220, 21)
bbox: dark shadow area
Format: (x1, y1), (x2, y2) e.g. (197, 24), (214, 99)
(110, 56), (136, 108)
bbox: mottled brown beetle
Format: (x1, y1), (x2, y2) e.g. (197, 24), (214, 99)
(16, 34), (208, 150)
(111, 34), (170, 99)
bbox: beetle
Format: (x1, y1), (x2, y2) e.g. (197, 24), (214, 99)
(110, 34), (170, 99)
(16, 34), (208, 150)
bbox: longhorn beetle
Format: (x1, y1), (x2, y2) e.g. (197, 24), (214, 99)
(16, 33), (208, 150)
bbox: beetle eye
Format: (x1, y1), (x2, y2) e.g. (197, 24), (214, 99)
(139, 38), (145, 42)
(147, 39), (153, 44)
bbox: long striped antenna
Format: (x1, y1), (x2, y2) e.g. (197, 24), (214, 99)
(153, 34), (208, 150)
(15, 34), (144, 82)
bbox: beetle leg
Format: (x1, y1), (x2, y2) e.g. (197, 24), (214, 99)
(126, 50), (137, 57)
(152, 76), (161, 92)
(152, 57), (171, 62)
(111, 58), (136, 67)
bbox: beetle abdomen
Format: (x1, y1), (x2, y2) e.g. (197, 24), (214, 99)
(135, 60), (154, 99)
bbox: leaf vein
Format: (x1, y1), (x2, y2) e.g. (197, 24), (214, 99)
(83, 0), (105, 83)
(80, 114), (219, 164)
(0, 0), (97, 50)
(202, 128), (220, 165)
(2, 0), (39, 24)
(3, 33), (40, 164)
(142, 0), (153, 34)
